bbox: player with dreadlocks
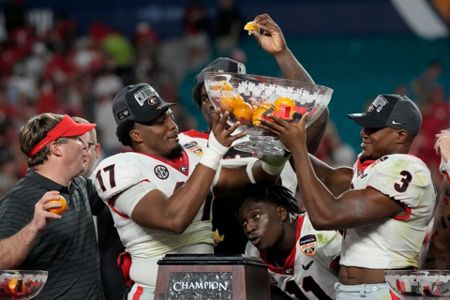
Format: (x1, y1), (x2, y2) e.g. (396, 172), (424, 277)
(238, 183), (341, 299)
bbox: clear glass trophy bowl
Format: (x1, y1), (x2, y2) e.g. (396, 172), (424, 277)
(385, 270), (450, 299)
(0, 270), (48, 299)
(204, 72), (333, 156)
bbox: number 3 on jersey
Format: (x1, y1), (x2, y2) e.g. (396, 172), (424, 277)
(394, 170), (412, 193)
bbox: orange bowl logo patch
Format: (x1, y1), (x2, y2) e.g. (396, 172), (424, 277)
(299, 234), (317, 256)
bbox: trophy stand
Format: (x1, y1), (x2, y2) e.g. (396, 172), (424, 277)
(154, 254), (270, 300)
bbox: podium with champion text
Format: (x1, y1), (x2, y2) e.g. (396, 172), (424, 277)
(154, 254), (270, 300)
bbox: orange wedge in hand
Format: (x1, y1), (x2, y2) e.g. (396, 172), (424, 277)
(48, 196), (68, 215)
(244, 21), (257, 35)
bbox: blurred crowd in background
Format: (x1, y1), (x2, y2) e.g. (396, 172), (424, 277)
(0, 0), (449, 195)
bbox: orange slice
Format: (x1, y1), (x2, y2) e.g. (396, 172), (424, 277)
(244, 21), (257, 35)
(232, 102), (253, 125)
(8, 277), (18, 292)
(274, 97), (295, 110)
(48, 196), (68, 215)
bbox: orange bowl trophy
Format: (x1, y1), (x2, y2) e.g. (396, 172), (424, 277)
(0, 270), (48, 299)
(204, 72), (333, 156)
(385, 270), (450, 299)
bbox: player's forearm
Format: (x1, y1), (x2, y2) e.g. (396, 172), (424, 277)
(291, 145), (339, 229)
(252, 160), (285, 183)
(166, 165), (216, 233)
(305, 108), (328, 153)
(275, 47), (326, 154)
(215, 160), (281, 192)
(274, 48), (314, 84)
(0, 223), (39, 269)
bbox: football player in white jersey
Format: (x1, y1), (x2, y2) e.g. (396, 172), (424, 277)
(92, 82), (287, 300)
(420, 129), (450, 269)
(263, 94), (436, 299)
(238, 183), (342, 300)
(192, 14), (328, 254)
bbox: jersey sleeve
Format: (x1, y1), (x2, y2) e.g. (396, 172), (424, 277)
(114, 180), (156, 217)
(92, 153), (155, 202)
(367, 155), (432, 207)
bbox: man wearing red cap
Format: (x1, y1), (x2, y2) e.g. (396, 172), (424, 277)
(0, 113), (104, 299)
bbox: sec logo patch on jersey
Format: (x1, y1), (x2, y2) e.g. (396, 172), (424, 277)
(299, 234), (317, 256)
(154, 165), (169, 179)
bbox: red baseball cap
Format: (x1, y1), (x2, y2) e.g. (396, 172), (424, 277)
(28, 114), (96, 157)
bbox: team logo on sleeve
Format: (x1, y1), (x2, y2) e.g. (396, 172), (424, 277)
(154, 165), (169, 179)
(299, 234), (317, 256)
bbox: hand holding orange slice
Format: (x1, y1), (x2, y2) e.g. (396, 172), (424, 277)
(48, 196), (68, 215)
(244, 21), (257, 35)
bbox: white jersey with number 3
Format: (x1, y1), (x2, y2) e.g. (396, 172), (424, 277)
(341, 154), (435, 269)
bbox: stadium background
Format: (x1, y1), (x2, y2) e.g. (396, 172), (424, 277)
(0, 0), (449, 160)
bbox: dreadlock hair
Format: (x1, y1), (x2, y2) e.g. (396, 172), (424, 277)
(237, 182), (301, 215)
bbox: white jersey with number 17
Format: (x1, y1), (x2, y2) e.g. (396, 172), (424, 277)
(91, 130), (214, 259)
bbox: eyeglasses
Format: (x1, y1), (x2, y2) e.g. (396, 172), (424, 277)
(58, 136), (96, 150)
(81, 139), (96, 149)
(86, 141), (96, 148)
(78, 138), (97, 150)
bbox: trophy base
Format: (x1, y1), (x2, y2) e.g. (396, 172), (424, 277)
(233, 135), (285, 156)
